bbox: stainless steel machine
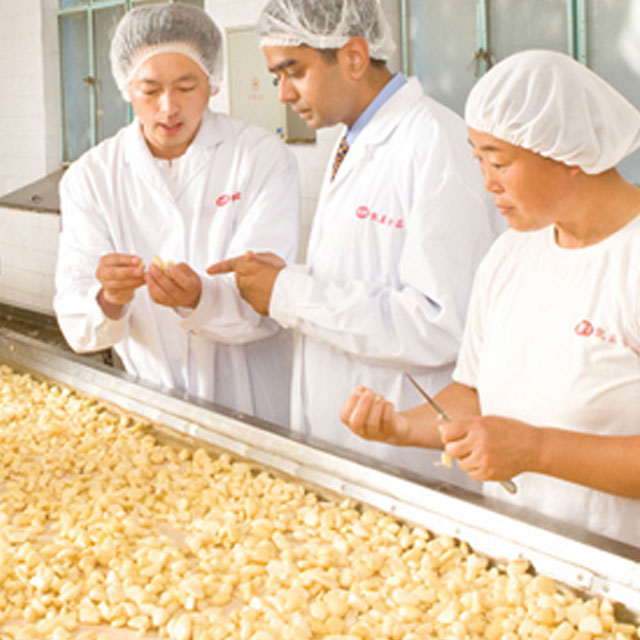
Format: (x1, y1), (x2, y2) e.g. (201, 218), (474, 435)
(0, 327), (638, 627)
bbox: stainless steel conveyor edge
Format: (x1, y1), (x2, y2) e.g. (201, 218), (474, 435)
(0, 328), (638, 619)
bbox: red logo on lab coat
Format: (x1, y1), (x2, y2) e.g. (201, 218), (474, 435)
(216, 192), (242, 207)
(355, 206), (403, 229)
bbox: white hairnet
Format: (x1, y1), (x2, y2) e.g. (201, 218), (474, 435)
(110, 4), (224, 100)
(257, 0), (396, 62)
(465, 49), (640, 174)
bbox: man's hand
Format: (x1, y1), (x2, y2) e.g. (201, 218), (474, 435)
(339, 386), (411, 446)
(441, 416), (540, 482)
(146, 261), (202, 309)
(96, 253), (146, 319)
(206, 251), (286, 315)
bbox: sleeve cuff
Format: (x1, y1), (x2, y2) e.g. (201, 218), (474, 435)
(178, 275), (220, 332)
(269, 264), (310, 328)
(90, 283), (130, 330)
(451, 360), (476, 389)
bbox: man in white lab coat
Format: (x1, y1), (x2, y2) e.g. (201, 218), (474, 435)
(208, 0), (497, 481)
(54, 4), (299, 426)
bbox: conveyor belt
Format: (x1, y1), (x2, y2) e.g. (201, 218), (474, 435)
(0, 328), (638, 624)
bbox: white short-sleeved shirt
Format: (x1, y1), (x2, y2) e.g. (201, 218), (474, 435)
(454, 215), (640, 546)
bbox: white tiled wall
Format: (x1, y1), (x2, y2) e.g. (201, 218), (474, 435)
(0, 207), (60, 314)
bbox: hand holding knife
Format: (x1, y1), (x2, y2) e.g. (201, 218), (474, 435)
(406, 374), (517, 495)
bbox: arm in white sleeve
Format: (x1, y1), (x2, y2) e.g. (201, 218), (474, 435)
(179, 135), (300, 344)
(451, 261), (487, 389)
(270, 167), (494, 370)
(54, 172), (130, 353)
(453, 232), (513, 389)
(179, 274), (283, 344)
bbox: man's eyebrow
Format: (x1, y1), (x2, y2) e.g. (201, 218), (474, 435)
(268, 59), (297, 73)
(137, 74), (199, 85)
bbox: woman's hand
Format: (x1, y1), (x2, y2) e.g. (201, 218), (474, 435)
(441, 415), (540, 482)
(340, 386), (412, 445)
(341, 382), (479, 450)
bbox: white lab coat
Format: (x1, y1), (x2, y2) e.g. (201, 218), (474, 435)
(270, 78), (498, 483)
(55, 110), (299, 426)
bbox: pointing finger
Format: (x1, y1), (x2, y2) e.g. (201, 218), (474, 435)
(206, 255), (243, 275)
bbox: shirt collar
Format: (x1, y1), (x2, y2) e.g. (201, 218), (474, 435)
(345, 72), (407, 147)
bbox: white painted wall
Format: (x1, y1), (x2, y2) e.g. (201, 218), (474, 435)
(0, 0), (61, 314)
(0, 0), (60, 197)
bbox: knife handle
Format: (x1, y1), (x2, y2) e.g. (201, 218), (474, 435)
(500, 479), (518, 494)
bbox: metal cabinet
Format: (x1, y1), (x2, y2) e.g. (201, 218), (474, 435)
(226, 26), (315, 144)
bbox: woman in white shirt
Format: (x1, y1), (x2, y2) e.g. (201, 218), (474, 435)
(340, 49), (640, 547)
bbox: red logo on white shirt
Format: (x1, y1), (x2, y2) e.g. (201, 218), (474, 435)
(574, 320), (594, 336)
(216, 192), (241, 207)
(574, 319), (639, 356)
(355, 206), (403, 229)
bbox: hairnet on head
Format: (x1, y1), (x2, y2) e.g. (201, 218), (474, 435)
(110, 4), (224, 100)
(257, 0), (396, 61)
(465, 49), (640, 174)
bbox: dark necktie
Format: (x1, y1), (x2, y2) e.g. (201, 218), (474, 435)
(331, 135), (350, 181)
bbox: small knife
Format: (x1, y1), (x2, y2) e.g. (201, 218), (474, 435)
(406, 374), (517, 495)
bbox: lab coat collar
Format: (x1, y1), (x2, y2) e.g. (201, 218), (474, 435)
(123, 109), (225, 200)
(123, 109), (225, 166)
(353, 77), (424, 148)
(329, 77), (425, 185)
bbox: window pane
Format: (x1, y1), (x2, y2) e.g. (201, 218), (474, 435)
(490, 0), (567, 58)
(60, 12), (91, 162)
(94, 5), (128, 143)
(410, 0), (477, 116)
(588, 0), (640, 182)
(59, 0), (87, 8)
(132, 0), (204, 6)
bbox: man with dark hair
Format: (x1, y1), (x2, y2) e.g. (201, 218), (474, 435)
(55, 4), (298, 426)
(208, 0), (498, 481)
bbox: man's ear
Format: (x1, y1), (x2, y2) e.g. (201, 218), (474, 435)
(337, 36), (370, 80)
